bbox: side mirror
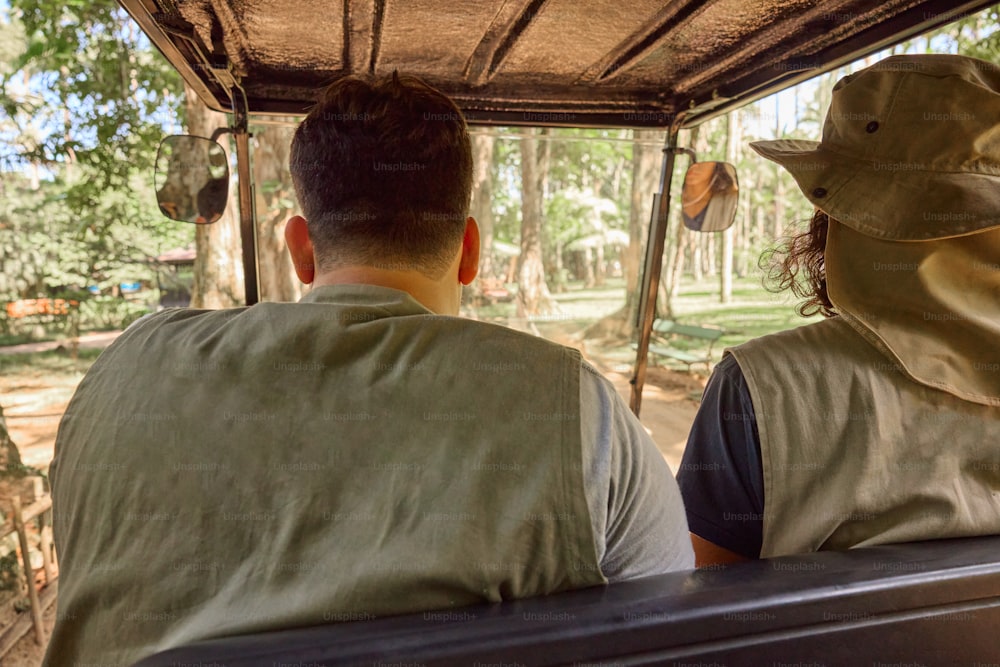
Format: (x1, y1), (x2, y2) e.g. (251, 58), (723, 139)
(155, 135), (230, 224)
(681, 161), (739, 232)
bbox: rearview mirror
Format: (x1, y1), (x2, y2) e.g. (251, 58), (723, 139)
(155, 135), (229, 224)
(681, 161), (738, 232)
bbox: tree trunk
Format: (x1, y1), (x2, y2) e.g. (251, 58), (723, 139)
(662, 207), (687, 318)
(583, 246), (595, 288)
(663, 125), (701, 317)
(753, 166), (766, 276)
(773, 99), (786, 241)
(774, 171), (786, 240)
(704, 233), (716, 277)
(553, 243), (566, 294)
(625, 129), (662, 321)
(470, 133), (496, 281)
(516, 129), (557, 317)
(594, 243), (606, 287)
(720, 111), (740, 303)
(252, 122), (301, 302)
(185, 83), (244, 308)
(692, 234), (703, 282)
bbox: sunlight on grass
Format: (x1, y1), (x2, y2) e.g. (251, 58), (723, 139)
(673, 276), (822, 350)
(462, 271), (820, 375)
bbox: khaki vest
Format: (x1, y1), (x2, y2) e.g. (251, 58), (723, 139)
(729, 317), (1000, 559)
(46, 285), (603, 666)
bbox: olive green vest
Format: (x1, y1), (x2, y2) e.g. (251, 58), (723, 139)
(730, 317), (1000, 559)
(46, 285), (603, 666)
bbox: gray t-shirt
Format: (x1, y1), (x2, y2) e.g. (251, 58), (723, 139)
(578, 364), (694, 579)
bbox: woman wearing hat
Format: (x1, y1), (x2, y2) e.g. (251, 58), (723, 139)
(676, 54), (1000, 566)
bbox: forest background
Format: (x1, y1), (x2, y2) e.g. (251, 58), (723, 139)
(0, 1), (998, 337)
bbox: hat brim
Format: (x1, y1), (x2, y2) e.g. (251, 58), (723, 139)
(750, 139), (1000, 240)
(825, 220), (1000, 405)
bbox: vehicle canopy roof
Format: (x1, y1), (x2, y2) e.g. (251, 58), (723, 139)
(120, 0), (995, 128)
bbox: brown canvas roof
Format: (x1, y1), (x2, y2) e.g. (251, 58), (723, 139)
(120, 0), (995, 127)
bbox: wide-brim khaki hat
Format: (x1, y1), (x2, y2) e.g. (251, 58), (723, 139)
(750, 54), (1000, 240)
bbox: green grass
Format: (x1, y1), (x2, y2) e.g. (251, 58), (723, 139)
(464, 272), (817, 377)
(467, 278), (629, 326)
(633, 276), (821, 371)
(551, 278), (627, 318)
(0, 332), (59, 347)
(672, 275), (821, 350)
(0, 348), (102, 377)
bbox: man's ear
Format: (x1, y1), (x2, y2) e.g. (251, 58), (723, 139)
(458, 216), (480, 286)
(284, 215), (316, 284)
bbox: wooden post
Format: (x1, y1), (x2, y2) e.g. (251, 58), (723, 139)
(29, 477), (54, 583)
(38, 514), (54, 585)
(12, 497), (45, 645)
(69, 302), (80, 361)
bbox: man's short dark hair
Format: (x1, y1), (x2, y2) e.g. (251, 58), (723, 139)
(289, 73), (473, 278)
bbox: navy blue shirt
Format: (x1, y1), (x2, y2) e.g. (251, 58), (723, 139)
(677, 353), (765, 559)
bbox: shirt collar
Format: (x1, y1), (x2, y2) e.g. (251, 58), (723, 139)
(298, 284), (434, 317)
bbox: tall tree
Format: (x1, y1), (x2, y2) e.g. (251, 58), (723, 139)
(470, 132), (496, 281)
(184, 83), (243, 308)
(8, 1), (182, 202)
(516, 128), (557, 316)
(662, 125), (704, 316)
(626, 130), (662, 318)
(2, 2), (193, 305)
(252, 122), (300, 302)
(720, 111), (741, 303)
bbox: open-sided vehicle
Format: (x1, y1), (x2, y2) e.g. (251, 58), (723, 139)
(119, 0), (1000, 664)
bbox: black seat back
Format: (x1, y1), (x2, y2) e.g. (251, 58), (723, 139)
(135, 536), (1000, 666)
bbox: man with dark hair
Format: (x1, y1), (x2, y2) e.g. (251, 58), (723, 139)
(288, 73), (474, 280)
(46, 73), (692, 666)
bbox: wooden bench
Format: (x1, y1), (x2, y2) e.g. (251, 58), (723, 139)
(473, 278), (513, 305)
(135, 535), (1000, 666)
(643, 318), (724, 372)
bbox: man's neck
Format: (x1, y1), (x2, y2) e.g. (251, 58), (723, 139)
(312, 266), (458, 315)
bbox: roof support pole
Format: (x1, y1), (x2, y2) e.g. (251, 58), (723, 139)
(630, 124), (681, 416)
(232, 90), (260, 306)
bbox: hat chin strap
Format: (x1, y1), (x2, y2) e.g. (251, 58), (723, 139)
(826, 220), (1000, 406)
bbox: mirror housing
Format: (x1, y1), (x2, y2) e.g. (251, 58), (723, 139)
(681, 161), (739, 232)
(155, 135), (230, 224)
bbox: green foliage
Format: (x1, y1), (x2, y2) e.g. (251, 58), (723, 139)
(0, 1), (192, 308)
(1, 0), (996, 319)
(78, 296), (149, 331)
(485, 127), (632, 286)
(944, 6), (1000, 60)
(8, 1), (184, 180)
(0, 550), (20, 593)
(489, 131), (521, 247)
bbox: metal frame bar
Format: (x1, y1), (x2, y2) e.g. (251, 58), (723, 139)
(231, 89), (260, 306)
(630, 123), (683, 415)
(117, 0), (232, 113)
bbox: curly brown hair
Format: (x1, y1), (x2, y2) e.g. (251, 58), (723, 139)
(760, 209), (837, 318)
